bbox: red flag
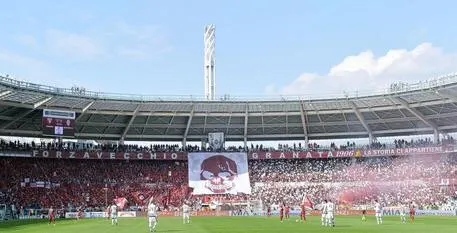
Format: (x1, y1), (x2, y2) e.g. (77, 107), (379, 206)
(114, 197), (128, 210)
(302, 195), (314, 210)
(132, 191), (148, 205)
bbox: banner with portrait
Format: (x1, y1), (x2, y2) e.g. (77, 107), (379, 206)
(188, 152), (251, 195)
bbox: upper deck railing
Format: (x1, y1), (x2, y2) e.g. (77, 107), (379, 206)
(1, 73), (456, 102)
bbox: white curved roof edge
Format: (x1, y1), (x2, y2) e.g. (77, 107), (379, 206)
(1, 73), (457, 102)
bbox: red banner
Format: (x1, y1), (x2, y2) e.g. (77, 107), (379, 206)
(302, 195), (314, 210)
(249, 146), (448, 159)
(131, 191), (149, 205)
(31, 150), (187, 160)
(114, 197), (128, 210)
(22, 146), (451, 161)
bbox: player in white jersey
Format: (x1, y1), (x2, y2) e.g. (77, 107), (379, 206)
(399, 203), (407, 223)
(182, 202), (191, 224)
(110, 203), (118, 226)
(326, 200), (335, 227)
(374, 200), (383, 225)
(147, 198), (158, 232)
(321, 200), (328, 226)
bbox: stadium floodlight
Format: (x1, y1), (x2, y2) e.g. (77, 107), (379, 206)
(204, 24), (216, 101)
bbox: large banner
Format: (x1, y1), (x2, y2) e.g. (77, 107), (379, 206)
(208, 132), (224, 150)
(188, 152), (251, 195)
(0, 145), (452, 160)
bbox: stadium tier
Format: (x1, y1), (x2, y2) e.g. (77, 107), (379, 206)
(0, 139), (456, 217)
(0, 76), (456, 223)
(0, 75), (457, 142)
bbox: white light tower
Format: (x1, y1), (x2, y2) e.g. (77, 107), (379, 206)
(204, 24), (216, 101)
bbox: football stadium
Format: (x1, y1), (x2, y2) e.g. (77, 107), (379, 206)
(2, 2), (457, 233)
(1, 73), (457, 233)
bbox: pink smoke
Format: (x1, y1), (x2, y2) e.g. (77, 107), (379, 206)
(332, 154), (455, 206)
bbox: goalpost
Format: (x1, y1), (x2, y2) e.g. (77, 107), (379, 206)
(249, 200), (263, 216)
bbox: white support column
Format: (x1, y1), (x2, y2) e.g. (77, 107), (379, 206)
(434, 129), (439, 144)
(299, 101), (309, 148)
(120, 104), (141, 142)
(393, 97), (439, 142)
(1, 109), (34, 129)
(182, 106), (195, 147)
(82, 101), (95, 113)
(33, 97), (52, 109)
(76, 101), (95, 122)
(433, 90), (457, 143)
(226, 113), (232, 136)
(164, 111), (176, 135)
(4, 96), (53, 131)
(0, 90), (11, 98)
(350, 101), (374, 144)
(204, 25), (216, 100)
(435, 89), (457, 102)
(244, 104), (248, 149)
(369, 134), (374, 145)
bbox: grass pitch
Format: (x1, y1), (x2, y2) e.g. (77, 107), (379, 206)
(1, 216), (456, 233)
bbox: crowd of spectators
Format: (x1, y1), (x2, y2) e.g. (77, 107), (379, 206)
(1, 154), (456, 212)
(1, 135), (455, 153)
(0, 158), (189, 212)
(0, 136), (456, 215)
(250, 155), (457, 209)
(370, 136), (455, 149)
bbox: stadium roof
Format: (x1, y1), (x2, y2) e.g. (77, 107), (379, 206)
(1, 74), (457, 142)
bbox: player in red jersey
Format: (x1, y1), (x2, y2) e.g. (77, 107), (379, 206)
(76, 207), (82, 220)
(279, 204), (285, 222)
(48, 206), (56, 225)
(409, 202), (415, 222)
(284, 205), (290, 220)
(300, 203), (307, 222)
(267, 206), (271, 217)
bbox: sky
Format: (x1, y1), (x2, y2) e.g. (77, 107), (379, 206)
(1, 0), (457, 146)
(1, 0), (457, 100)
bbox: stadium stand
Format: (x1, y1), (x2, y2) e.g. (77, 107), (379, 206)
(1, 74), (457, 143)
(0, 75), (457, 219)
(1, 139), (456, 219)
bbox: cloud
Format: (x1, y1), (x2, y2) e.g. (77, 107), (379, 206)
(9, 21), (171, 61)
(275, 43), (457, 97)
(113, 21), (173, 59)
(0, 50), (49, 75)
(0, 49), (103, 91)
(77, 13), (95, 22)
(15, 34), (38, 48)
(0, 50), (74, 87)
(117, 43), (172, 59)
(44, 29), (105, 59)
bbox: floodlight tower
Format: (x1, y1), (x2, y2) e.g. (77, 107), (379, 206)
(204, 24), (216, 101)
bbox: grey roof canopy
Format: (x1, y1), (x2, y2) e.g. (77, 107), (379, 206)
(0, 74), (457, 142)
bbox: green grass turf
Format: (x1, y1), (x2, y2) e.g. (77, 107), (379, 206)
(1, 216), (456, 233)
